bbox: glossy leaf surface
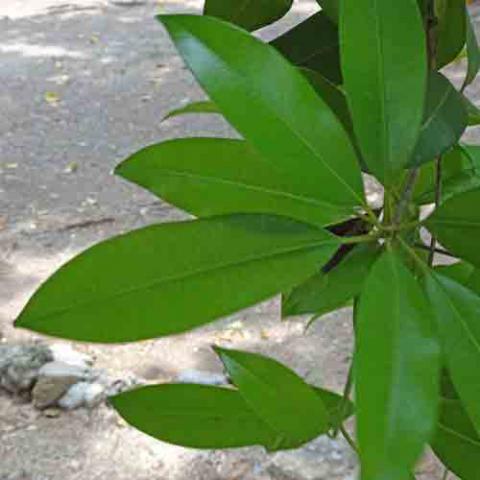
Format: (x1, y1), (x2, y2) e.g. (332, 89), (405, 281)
(356, 250), (440, 480)
(426, 187), (480, 267)
(340, 0), (427, 184)
(215, 347), (329, 449)
(160, 15), (363, 209)
(282, 244), (378, 317)
(204, 0), (293, 31)
(270, 12), (341, 84)
(436, 0), (466, 68)
(432, 399), (480, 480)
(425, 273), (480, 434)
(112, 384), (277, 449)
(16, 215), (338, 342)
(410, 72), (467, 167)
(117, 138), (353, 227)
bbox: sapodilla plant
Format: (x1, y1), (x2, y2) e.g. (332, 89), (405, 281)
(15, 0), (480, 478)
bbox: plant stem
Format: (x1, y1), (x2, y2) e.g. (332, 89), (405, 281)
(441, 468), (449, 480)
(340, 233), (379, 245)
(428, 155), (443, 266)
(339, 425), (358, 454)
(414, 242), (456, 259)
(393, 169), (420, 225)
(332, 362), (355, 437)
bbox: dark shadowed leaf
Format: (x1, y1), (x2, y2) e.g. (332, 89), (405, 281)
(316, 0), (339, 23)
(356, 249), (440, 480)
(414, 145), (466, 203)
(341, 0), (427, 184)
(431, 399), (480, 480)
(215, 347), (329, 449)
(270, 12), (341, 85)
(116, 138), (353, 227)
(160, 15), (364, 210)
(16, 215), (339, 343)
(426, 187), (480, 267)
(436, 0), (466, 68)
(163, 100), (219, 121)
(462, 12), (480, 90)
(282, 243), (378, 317)
(111, 384), (278, 449)
(410, 73), (467, 167)
(425, 273), (480, 435)
(204, 0), (293, 31)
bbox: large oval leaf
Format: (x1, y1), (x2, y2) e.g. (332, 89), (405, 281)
(431, 398), (480, 480)
(435, 0), (466, 68)
(112, 384), (277, 449)
(356, 249), (440, 480)
(425, 187), (480, 267)
(116, 138), (353, 227)
(425, 273), (480, 435)
(282, 243), (378, 317)
(270, 12), (341, 85)
(159, 15), (364, 212)
(111, 382), (351, 451)
(410, 72), (467, 167)
(340, 0), (427, 184)
(16, 215), (339, 343)
(215, 347), (329, 449)
(204, 0), (293, 31)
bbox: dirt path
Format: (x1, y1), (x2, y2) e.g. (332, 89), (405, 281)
(1, 1), (479, 479)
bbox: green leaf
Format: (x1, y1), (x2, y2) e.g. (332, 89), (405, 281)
(117, 138), (353, 227)
(435, 262), (475, 285)
(410, 73), (467, 167)
(462, 12), (480, 90)
(340, 0), (427, 184)
(282, 243), (378, 317)
(111, 384), (278, 449)
(316, 0), (339, 23)
(464, 95), (480, 125)
(436, 0), (466, 68)
(16, 215), (339, 343)
(214, 347), (329, 449)
(314, 386), (355, 429)
(160, 15), (364, 210)
(163, 100), (219, 121)
(356, 249), (440, 480)
(414, 145), (466, 203)
(203, 0), (293, 31)
(270, 12), (341, 85)
(111, 382), (351, 451)
(425, 187), (480, 267)
(425, 272), (480, 435)
(431, 399), (480, 480)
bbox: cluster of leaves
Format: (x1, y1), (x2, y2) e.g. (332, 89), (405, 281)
(15, 0), (480, 478)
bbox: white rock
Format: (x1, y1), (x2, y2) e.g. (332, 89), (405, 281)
(38, 361), (87, 379)
(49, 343), (92, 368)
(84, 383), (105, 408)
(175, 369), (228, 386)
(58, 382), (105, 410)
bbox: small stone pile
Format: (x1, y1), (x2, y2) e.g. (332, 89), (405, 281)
(0, 342), (140, 411)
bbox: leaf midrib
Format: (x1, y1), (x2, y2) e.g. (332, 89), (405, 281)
(176, 20), (363, 206)
(147, 168), (350, 211)
(27, 238), (336, 322)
